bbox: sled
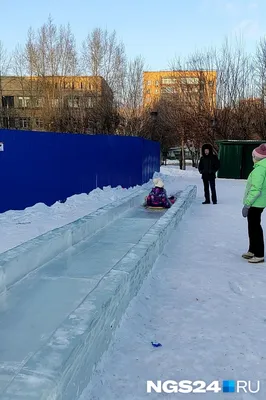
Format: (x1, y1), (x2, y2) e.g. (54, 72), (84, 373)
(143, 195), (177, 210)
(144, 206), (166, 210)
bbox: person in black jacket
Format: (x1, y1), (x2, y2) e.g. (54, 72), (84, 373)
(198, 144), (220, 204)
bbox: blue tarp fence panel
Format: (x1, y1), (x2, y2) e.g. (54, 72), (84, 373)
(0, 129), (160, 213)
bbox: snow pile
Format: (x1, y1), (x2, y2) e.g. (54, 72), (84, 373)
(156, 165), (199, 181)
(1, 166), (194, 255)
(0, 185), (143, 254)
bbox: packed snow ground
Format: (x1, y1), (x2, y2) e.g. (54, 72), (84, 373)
(0, 165), (196, 255)
(78, 168), (266, 400)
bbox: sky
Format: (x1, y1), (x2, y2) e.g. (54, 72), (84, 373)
(0, 0), (265, 71)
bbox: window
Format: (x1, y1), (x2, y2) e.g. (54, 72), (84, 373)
(2, 96), (14, 108)
(2, 117), (15, 128)
(32, 97), (43, 108)
(51, 99), (59, 108)
(35, 118), (44, 129)
(72, 82), (75, 89)
(162, 78), (177, 84)
(9, 118), (15, 128)
(36, 98), (44, 107)
(68, 96), (80, 108)
(147, 80), (151, 85)
(180, 77), (199, 84)
(15, 118), (20, 129)
(19, 118), (30, 129)
(161, 87), (175, 93)
(18, 97), (31, 108)
(155, 89), (159, 94)
(146, 89), (151, 94)
(155, 80), (159, 86)
(80, 82), (83, 89)
(86, 97), (93, 108)
(2, 117), (8, 128)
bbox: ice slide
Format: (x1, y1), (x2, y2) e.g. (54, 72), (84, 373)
(0, 186), (196, 400)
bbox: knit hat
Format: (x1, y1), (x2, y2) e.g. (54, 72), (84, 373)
(153, 178), (164, 188)
(252, 144), (266, 160)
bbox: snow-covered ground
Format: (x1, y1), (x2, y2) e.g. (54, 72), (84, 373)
(2, 165), (265, 398)
(0, 166), (197, 255)
(78, 168), (266, 400)
(164, 159), (193, 165)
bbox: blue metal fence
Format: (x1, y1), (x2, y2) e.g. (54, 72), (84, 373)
(0, 129), (160, 213)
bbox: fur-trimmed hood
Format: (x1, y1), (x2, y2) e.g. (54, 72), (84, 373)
(202, 143), (213, 156)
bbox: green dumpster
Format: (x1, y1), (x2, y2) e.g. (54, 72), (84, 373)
(216, 140), (265, 179)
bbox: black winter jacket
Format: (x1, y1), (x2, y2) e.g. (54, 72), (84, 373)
(198, 144), (220, 179)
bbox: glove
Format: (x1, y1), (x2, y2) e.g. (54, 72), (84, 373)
(242, 205), (250, 218)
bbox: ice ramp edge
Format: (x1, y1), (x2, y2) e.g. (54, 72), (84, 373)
(1, 185), (196, 400)
(0, 188), (147, 295)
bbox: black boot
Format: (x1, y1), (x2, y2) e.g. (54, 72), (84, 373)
(202, 200), (210, 204)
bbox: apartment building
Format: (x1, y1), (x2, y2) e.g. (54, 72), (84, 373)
(143, 70), (217, 110)
(0, 76), (113, 131)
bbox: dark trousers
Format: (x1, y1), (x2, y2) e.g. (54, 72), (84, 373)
(248, 207), (264, 257)
(203, 177), (217, 203)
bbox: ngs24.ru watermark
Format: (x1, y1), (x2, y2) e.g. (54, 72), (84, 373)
(147, 380), (260, 394)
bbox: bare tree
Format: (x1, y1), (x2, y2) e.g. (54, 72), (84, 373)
(117, 55), (145, 135)
(161, 37), (256, 156)
(24, 17), (78, 77)
(0, 41), (11, 128)
(253, 37), (266, 138)
(21, 17), (79, 131)
(186, 39), (255, 141)
(82, 28), (126, 103)
(0, 41), (10, 78)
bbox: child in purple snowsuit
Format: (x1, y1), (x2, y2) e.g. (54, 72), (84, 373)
(146, 178), (172, 208)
